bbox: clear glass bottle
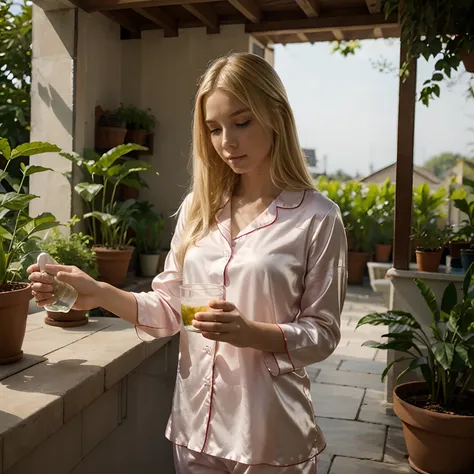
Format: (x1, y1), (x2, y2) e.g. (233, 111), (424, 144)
(37, 252), (78, 312)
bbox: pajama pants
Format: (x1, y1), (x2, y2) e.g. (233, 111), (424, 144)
(173, 445), (318, 474)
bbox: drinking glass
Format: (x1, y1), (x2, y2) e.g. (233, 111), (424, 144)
(179, 283), (225, 332)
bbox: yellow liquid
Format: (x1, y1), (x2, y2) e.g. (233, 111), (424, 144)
(181, 304), (209, 326)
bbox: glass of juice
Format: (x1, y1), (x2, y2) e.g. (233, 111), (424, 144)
(179, 283), (225, 332)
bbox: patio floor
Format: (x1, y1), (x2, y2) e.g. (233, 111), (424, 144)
(309, 282), (413, 474)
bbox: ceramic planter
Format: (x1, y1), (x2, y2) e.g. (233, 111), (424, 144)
(415, 249), (441, 272)
(0, 283), (32, 364)
(375, 243), (392, 262)
(139, 253), (160, 277)
(93, 246), (134, 287)
(347, 251), (370, 284)
(394, 381), (474, 474)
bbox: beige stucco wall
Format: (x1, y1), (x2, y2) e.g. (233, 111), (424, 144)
(30, 9), (272, 244)
(362, 166), (441, 190)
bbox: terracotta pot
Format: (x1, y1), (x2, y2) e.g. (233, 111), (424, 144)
(125, 129), (147, 146)
(449, 241), (471, 259)
(415, 249), (441, 272)
(45, 309), (88, 328)
(95, 126), (127, 149)
(0, 283), (32, 365)
(461, 249), (474, 273)
(347, 251), (370, 285)
(394, 381), (474, 474)
(344, 228), (354, 251)
(121, 185), (139, 200)
(461, 49), (474, 73)
(375, 243), (392, 262)
(93, 246), (134, 287)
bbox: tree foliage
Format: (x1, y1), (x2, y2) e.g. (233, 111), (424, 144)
(423, 152), (469, 179)
(0, 1), (32, 148)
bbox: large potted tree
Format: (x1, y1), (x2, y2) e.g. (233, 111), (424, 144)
(60, 144), (155, 286)
(357, 266), (474, 474)
(372, 178), (395, 263)
(0, 138), (61, 364)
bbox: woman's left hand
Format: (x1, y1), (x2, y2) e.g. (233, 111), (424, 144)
(193, 300), (255, 348)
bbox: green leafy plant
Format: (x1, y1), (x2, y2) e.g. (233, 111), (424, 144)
(450, 175), (474, 243)
(114, 104), (156, 132)
(357, 263), (474, 409)
(0, 138), (61, 285)
(132, 200), (164, 254)
(371, 178), (395, 245)
(383, 0), (474, 106)
(41, 217), (98, 279)
(60, 144), (157, 249)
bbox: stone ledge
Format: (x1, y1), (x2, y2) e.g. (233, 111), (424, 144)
(0, 311), (171, 473)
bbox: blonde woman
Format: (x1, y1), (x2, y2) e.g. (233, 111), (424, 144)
(28, 52), (347, 473)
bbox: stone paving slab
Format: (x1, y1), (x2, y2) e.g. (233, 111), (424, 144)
(339, 359), (386, 374)
(358, 389), (402, 428)
(384, 427), (408, 464)
(315, 369), (385, 391)
(317, 418), (387, 460)
(311, 383), (365, 420)
(329, 456), (412, 473)
(317, 452), (332, 474)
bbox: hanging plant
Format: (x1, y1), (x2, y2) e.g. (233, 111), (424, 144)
(383, 0), (474, 106)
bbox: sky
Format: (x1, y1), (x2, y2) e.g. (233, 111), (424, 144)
(273, 39), (474, 177)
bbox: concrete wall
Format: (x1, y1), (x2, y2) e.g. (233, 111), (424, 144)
(3, 336), (179, 474)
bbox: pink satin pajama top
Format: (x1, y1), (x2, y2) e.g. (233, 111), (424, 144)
(132, 188), (348, 466)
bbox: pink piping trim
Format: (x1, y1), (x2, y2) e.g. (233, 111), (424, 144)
(200, 342), (218, 453)
(275, 323), (296, 371)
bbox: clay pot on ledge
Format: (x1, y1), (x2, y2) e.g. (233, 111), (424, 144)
(394, 381), (474, 474)
(449, 241), (471, 259)
(0, 283), (32, 365)
(415, 248), (442, 272)
(375, 243), (392, 262)
(461, 49), (474, 73)
(125, 129), (147, 146)
(347, 251), (370, 285)
(45, 309), (88, 328)
(93, 246), (134, 287)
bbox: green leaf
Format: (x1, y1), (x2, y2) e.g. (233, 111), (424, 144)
(463, 262), (474, 297)
(357, 310), (420, 329)
(441, 282), (457, 315)
(397, 357), (428, 382)
(0, 192), (38, 210)
(463, 332), (474, 344)
(431, 321), (447, 341)
(0, 171), (8, 183)
(74, 183), (103, 203)
(21, 165), (54, 177)
(450, 188), (467, 201)
(415, 278), (440, 321)
(433, 342), (455, 371)
(454, 345), (472, 369)
(362, 339), (415, 352)
(0, 208), (10, 220)
(0, 225), (13, 240)
(95, 144), (147, 172)
(432, 73), (443, 81)
(10, 142), (61, 160)
(380, 357), (411, 382)
(84, 211), (118, 227)
(23, 213), (58, 236)
(0, 138), (11, 160)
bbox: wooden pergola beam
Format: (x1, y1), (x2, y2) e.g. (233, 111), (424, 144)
(135, 7), (178, 36)
(295, 0), (319, 18)
(246, 13), (398, 36)
(182, 3), (219, 31)
(228, 0), (261, 23)
(393, 41), (417, 270)
(373, 26), (383, 37)
(332, 29), (344, 40)
(102, 10), (139, 32)
(81, 0), (221, 12)
(365, 0), (381, 13)
(297, 32), (309, 42)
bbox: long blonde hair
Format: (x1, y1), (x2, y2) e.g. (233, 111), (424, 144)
(176, 52), (314, 266)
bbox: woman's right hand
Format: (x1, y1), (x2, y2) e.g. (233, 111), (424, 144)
(27, 264), (103, 311)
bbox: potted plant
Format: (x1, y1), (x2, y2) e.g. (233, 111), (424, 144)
(450, 184), (474, 271)
(95, 110), (128, 150)
(115, 104), (156, 146)
(132, 200), (164, 277)
(383, 0), (474, 105)
(60, 144), (155, 286)
(356, 264), (474, 474)
(372, 179), (395, 262)
(0, 138), (61, 364)
(40, 218), (98, 327)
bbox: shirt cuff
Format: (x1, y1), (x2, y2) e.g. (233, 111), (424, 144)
(262, 324), (296, 376)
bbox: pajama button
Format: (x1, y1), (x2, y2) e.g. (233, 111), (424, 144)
(204, 346), (212, 355)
